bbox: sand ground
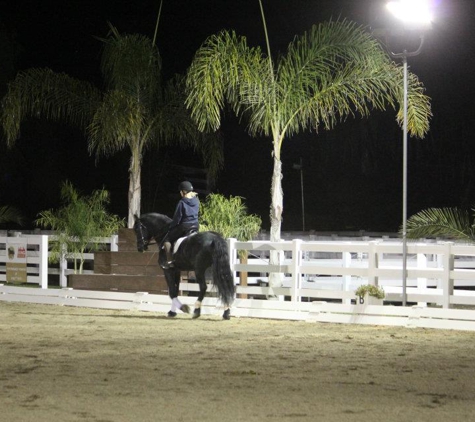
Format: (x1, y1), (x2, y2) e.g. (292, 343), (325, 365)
(1, 301), (475, 422)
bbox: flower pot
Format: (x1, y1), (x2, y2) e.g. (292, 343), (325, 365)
(358, 293), (383, 306)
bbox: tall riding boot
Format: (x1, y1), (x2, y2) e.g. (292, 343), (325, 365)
(162, 241), (174, 269)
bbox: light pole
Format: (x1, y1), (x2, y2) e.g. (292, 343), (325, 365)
(292, 158), (305, 231)
(383, 1), (432, 305)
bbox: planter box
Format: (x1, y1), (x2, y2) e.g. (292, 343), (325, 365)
(358, 294), (384, 306)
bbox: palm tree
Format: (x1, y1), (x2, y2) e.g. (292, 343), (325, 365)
(185, 12), (432, 288)
(1, 25), (223, 228)
(406, 207), (475, 242)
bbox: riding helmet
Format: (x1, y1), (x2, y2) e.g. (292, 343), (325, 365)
(178, 181), (193, 192)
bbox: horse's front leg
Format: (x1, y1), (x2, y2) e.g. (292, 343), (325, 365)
(169, 298), (190, 317)
(165, 269), (190, 317)
(192, 268), (207, 319)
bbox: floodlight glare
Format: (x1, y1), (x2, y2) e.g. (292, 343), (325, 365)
(387, 0), (433, 26)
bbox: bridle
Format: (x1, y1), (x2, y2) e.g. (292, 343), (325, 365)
(136, 216), (170, 251)
(136, 220), (153, 251)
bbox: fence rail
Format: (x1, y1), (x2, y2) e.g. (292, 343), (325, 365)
(2, 285), (475, 331)
(2, 233), (475, 330)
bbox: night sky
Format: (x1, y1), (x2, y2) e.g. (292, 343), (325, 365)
(1, 0), (474, 233)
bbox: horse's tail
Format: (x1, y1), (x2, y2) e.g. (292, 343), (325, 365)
(211, 237), (236, 308)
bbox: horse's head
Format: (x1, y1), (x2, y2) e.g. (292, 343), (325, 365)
(134, 213), (173, 252)
(133, 215), (149, 252)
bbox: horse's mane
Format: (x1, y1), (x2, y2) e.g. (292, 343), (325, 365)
(141, 212), (172, 224)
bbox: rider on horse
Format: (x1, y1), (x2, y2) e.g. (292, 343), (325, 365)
(160, 181), (200, 269)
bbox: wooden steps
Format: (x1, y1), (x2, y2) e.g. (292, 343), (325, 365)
(68, 228), (168, 294)
(94, 251), (162, 276)
(68, 273), (168, 294)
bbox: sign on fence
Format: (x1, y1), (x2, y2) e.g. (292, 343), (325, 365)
(6, 238), (27, 283)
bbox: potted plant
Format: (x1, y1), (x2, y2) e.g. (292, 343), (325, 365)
(35, 181), (125, 274)
(355, 284), (385, 305)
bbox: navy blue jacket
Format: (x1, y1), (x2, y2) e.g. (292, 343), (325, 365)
(170, 196), (199, 230)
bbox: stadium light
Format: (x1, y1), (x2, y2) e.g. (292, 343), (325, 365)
(385, 0), (433, 306)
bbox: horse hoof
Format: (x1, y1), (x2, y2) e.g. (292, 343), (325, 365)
(167, 311), (177, 318)
(222, 309), (231, 320)
(192, 308), (201, 319)
(180, 304), (190, 314)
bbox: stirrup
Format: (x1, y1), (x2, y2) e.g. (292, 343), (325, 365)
(161, 261), (174, 269)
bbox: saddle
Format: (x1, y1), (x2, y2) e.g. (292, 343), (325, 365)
(159, 228), (198, 269)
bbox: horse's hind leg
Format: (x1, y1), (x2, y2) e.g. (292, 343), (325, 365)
(223, 308), (231, 320)
(192, 267), (207, 319)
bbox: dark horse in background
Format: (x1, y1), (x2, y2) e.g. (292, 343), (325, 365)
(134, 213), (235, 319)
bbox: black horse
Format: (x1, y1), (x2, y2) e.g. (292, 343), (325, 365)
(134, 213), (235, 319)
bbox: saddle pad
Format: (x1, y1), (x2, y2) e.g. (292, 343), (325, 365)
(173, 232), (196, 254)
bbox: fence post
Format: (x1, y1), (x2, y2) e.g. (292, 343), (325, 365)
(110, 234), (119, 252)
(342, 251), (352, 304)
(227, 238), (238, 285)
(441, 242), (454, 309)
(39, 235), (48, 289)
(417, 252), (427, 307)
(268, 246), (284, 292)
(367, 241), (380, 287)
(290, 239), (302, 302)
(59, 243), (68, 288)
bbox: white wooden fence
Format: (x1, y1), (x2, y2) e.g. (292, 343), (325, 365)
(2, 233), (475, 331)
(228, 238), (475, 309)
(0, 233), (118, 288)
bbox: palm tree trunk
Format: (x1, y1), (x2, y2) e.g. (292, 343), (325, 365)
(270, 153), (283, 242)
(268, 143), (284, 290)
(128, 146), (142, 228)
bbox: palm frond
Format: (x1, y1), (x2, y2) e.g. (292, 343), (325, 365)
(0, 205), (24, 226)
(405, 207), (475, 241)
(185, 30), (268, 132)
(100, 24), (162, 102)
(274, 19), (431, 139)
(88, 90), (145, 157)
(1, 68), (101, 146)
(186, 20), (431, 142)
